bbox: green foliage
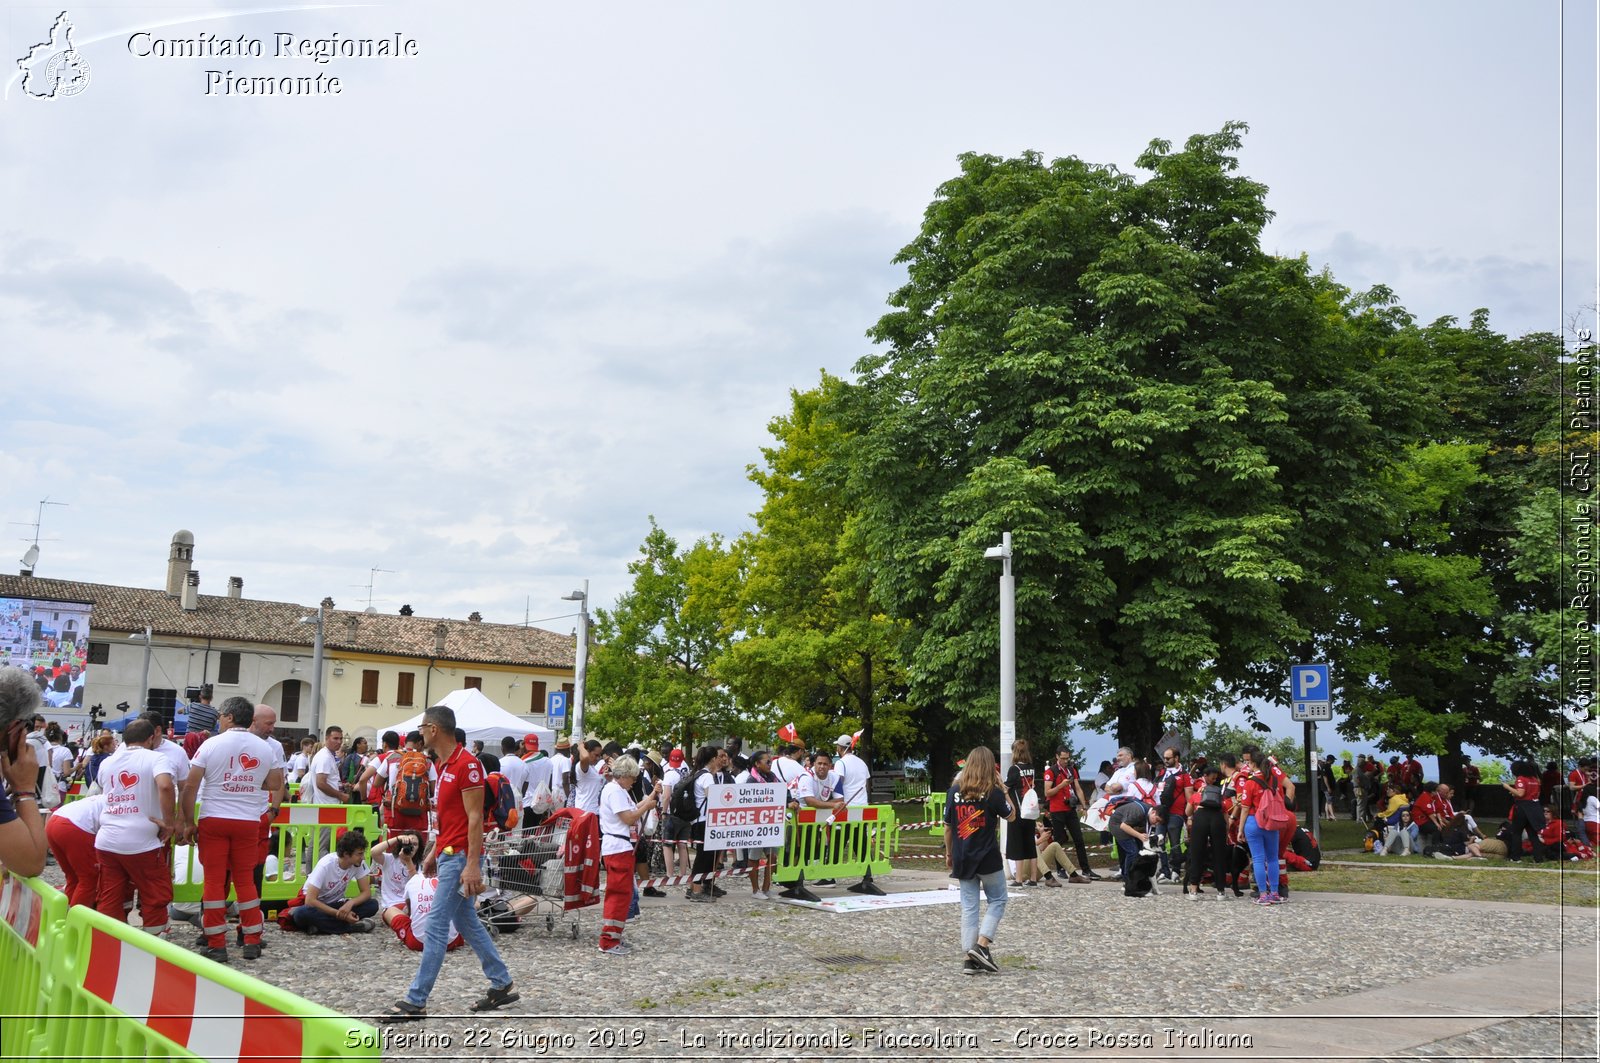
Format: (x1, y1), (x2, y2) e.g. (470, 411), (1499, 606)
(1189, 718), (1303, 771)
(843, 124), (1418, 754)
(712, 377), (916, 757)
(585, 518), (743, 747)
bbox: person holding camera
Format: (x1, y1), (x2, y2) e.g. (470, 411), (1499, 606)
(1042, 746), (1096, 881)
(376, 834), (466, 953)
(0, 670), (48, 877)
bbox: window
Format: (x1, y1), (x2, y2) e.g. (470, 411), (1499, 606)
(396, 671), (415, 707)
(562, 683), (574, 700)
(529, 681), (547, 714)
(281, 680), (301, 722)
(218, 651), (241, 685)
(87, 642), (108, 665)
(361, 669), (380, 705)
(464, 676), (482, 690)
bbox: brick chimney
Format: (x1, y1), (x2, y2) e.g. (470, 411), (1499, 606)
(227, 576), (243, 599)
(182, 570), (200, 611)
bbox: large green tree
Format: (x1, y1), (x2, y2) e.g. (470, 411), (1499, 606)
(585, 518), (743, 748)
(713, 376), (915, 757)
(843, 124), (1417, 755)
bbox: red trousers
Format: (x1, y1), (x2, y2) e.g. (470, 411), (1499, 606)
(200, 817), (264, 946)
(599, 850), (633, 950)
(97, 847), (172, 933)
(46, 816), (99, 908)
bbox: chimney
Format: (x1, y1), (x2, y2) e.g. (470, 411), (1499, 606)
(227, 576), (243, 599)
(182, 570), (200, 611)
(468, 611), (483, 623)
(165, 530), (194, 596)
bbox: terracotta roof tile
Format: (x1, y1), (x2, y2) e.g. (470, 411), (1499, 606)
(0, 575), (574, 669)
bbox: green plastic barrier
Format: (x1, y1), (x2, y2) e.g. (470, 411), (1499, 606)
(774, 805), (899, 883)
(924, 790), (946, 837)
(0, 864), (68, 1060)
(45, 902), (379, 1061)
(172, 803), (381, 906)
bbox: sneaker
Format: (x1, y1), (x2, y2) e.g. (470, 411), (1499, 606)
(710, 884), (728, 897)
(1186, 890), (1200, 901)
(351, 918), (376, 933)
(1216, 890), (1230, 900)
(751, 890), (767, 900)
(599, 942), (633, 957)
(1084, 870), (1103, 881)
(961, 958), (982, 975)
(966, 943), (1000, 973)
(201, 946), (229, 963)
(1254, 893), (1274, 906)
(242, 944), (261, 961)
(1432, 851), (1452, 860)
(686, 891), (713, 904)
(812, 879), (836, 887)
(642, 887), (667, 898)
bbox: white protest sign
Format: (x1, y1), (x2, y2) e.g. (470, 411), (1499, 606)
(704, 781), (786, 852)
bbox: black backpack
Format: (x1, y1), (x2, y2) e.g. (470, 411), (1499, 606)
(669, 768), (705, 822)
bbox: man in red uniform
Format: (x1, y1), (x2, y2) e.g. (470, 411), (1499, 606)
(381, 704), (517, 1024)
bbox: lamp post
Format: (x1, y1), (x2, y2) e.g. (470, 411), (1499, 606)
(561, 581), (589, 744)
(128, 625), (153, 711)
(298, 606), (325, 736)
(984, 533), (1016, 783)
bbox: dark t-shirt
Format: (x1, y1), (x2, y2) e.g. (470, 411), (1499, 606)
(945, 784), (1009, 880)
(1006, 763), (1035, 810)
(1109, 800), (1149, 838)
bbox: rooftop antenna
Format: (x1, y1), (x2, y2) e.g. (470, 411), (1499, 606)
(351, 566), (395, 610)
(10, 497), (67, 574)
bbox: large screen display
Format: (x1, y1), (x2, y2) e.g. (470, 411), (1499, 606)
(1, 595), (93, 708)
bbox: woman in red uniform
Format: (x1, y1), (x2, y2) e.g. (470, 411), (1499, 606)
(1501, 760), (1549, 862)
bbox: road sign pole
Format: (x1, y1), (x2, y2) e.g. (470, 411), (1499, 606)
(1305, 720), (1319, 843)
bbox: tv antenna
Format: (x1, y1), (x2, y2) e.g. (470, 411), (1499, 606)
(352, 566), (396, 611)
(10, 497), (67, 573)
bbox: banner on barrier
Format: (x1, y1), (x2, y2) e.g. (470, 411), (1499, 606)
(704, 782), (785, 852)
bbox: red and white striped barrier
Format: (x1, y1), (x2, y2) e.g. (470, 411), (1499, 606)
(272, 806), (351, 826)
(636, 860), (769, 891)
(82, 926), (303, 1063)
(0, 871), (41, 947)
(795, 807), (881, 824)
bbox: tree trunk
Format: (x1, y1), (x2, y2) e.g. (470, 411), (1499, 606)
(1439, 731), (1466, 790)
(1116, 694), (1162, 763)
(859, 654), (874, 758)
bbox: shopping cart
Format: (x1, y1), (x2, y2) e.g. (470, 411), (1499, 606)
(483, 808), (600, 939)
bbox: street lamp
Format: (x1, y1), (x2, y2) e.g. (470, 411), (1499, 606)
(298, 606), (325, 735)
(561, 581), (589, 744)
(127, 626), (152, 712)
(984, 533), (1016, 784)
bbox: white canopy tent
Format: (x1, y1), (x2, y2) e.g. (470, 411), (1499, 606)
(384, 688), (554, 752)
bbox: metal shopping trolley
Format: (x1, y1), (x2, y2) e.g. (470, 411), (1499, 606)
(483, 808), (600, 939)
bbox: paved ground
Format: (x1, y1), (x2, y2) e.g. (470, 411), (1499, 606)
(37, 863), (1600, 1060)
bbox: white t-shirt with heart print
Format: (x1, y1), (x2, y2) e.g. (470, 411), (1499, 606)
(190, 729), (278, 821)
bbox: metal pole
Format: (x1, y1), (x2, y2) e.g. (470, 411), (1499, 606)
(138, 625), (152, 711)
(309, 605), (325, 736)
(571, 580), (588, 745)
(1304, 719), (1317, 841)
(998, 533), (1015, 781)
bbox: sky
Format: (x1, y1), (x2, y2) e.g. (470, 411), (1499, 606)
(2, 1), (1595, 769)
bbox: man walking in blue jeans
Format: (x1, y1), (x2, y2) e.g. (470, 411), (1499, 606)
(381, 704), (518, 1023)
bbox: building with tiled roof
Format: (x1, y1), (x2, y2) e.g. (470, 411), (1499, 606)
(0, 532), (576, 742)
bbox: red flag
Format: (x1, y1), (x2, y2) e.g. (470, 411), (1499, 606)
(777, 722), (799, 743)
(851, 729), (863, 748)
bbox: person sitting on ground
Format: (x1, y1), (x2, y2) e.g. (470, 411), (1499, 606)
(370, 831), (423, 915)
(381, 838), (465, 952)
(289, 829), (379, 934)
(1437, 813), (1485, 859)
(1376, 808), (1415, 856)
(1581, 783), (1600, 847)
(1033, 819), (1086, 884)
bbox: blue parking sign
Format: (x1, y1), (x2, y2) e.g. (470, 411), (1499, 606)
(547, 690), (568, 720)
(1290, 664), (1331, 721)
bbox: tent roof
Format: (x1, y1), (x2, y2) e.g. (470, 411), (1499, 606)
(384, 688), (554, 750)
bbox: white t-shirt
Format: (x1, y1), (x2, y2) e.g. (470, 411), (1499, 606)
(190, 729), (276, 821)
(305, 852), (366, 905)
(305, 746), (343, 804)
(599, 780), (637, 857)
(835, 751), (870, 805)
(376, 851), (412, 908)
(251, 736), (287, 816)
(1585, 795), (1600, 826)
(154, 737), (190, 795)
(520, 755), (552, 808)
(772, 757), (807, 804)
(498, 754), (528, 804)
(1106, 762), (1136, 796)
(692, 769), (718, 823)
(94, 746), (175, 855)
(797, 770), (842, 809)
(571, 759), (605, 813)
(53, 792), (105, 833)
(404, 872), (459, 941)
(288, 751), (310, 783)
(386, 755), (439, 799)
(47, 744), (73, 779)
(547, 753), (572, 802)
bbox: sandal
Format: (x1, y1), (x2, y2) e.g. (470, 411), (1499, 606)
(470, 984), (520, 1012)
(379, 1000), (425, 1024)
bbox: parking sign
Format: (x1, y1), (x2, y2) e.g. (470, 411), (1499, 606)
(547, 689), (567, 721)
(1290, 664), (1332, 721)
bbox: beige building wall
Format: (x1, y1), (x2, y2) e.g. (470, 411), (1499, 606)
(313, 652), (575, 742)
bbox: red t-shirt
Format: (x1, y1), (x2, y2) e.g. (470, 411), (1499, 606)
(1235, 764), (1287, 812)
(1514, 775), (1541, 802)
(1044, 764), (1079, 814)
(434, 744), (486, 855)
(1403, 759), (1422, 784)
(1411, 792), (1437, 826)
(1167, 772), (1192, 815)
(1386, 763), (1405, 788)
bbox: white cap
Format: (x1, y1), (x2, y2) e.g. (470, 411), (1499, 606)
(835, 734), (852, 747)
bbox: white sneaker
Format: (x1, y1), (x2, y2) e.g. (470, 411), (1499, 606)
(751, 890), (767, 900)
(1185, 890), (1199, 901)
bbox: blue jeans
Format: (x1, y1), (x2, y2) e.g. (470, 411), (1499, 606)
(404, 851), (512, 1007)
(957, 869), (1008, 954)
(290, 896), (378, 933)
(1243, 814), (1280, 894)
